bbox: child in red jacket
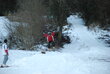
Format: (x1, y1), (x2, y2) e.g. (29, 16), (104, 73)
(43, 32), (55, 50)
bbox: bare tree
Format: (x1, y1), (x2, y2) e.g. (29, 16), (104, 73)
(7, 0), (47, 50)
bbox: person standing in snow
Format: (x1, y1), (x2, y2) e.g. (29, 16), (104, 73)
(43, 32), (55, 50)
(1, 39), (9, 67)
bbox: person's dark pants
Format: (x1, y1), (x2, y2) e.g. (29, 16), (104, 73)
(3, 55), (8, 65)
(48, 41), (55, 48)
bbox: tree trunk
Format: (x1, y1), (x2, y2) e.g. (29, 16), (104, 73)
(56, 23), (63, 47)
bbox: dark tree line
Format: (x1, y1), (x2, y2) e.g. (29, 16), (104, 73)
(1, 0), (110, 28)
(42, 0), (110, 28)
(0, 0), (17, 16)
(65, 0), (110, 28)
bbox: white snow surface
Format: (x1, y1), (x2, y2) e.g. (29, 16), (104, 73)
(0, 15), (110, 74)
(0, 17), (9, 38)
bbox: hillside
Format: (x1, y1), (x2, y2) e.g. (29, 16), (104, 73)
(0, 15), (110, 74)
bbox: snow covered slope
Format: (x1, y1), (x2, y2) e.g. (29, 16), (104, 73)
(0, 17), (9, 38)
(0, 15), (110, 74)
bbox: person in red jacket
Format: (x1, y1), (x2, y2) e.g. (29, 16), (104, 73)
(43, 32), (55, 50)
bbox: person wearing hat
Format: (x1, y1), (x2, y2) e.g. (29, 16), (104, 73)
(1, 39), (9, 67)
(43, 32), (55, 50)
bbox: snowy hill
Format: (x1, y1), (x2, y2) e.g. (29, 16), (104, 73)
(0, 15), (110, 74)
(0, 17), (9, 39)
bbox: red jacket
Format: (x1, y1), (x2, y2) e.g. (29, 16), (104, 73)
(43, 32), (55, 42)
